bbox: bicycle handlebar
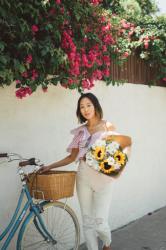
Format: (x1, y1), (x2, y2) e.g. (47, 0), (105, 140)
(19, 158), (37, 167)
(0, 153), (41, 169)
(0, 153), (8, 157)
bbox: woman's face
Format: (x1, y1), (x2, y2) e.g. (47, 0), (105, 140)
(80, 97), (96, 120)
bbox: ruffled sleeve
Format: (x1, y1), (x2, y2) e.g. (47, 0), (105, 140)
(66, 126), (84, 153)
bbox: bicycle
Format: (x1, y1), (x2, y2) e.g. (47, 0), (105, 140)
(0, 153), (80, 250)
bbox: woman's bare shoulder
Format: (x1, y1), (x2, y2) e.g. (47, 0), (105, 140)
(105, 121), (116, 131)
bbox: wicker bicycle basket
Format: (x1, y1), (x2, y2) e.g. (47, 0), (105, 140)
(27, 170), (76, 201)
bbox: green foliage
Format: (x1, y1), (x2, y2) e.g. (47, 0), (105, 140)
(0, 0), (94, 89)
(136, 0), (158, 15)
(102, 0), (158, 15)
(119, 0), (142, 17)
(103, 0), (166, 84)
(0, 0), (165, 98)
(126, 15), (166, 80)
(0, 0), (135, 97)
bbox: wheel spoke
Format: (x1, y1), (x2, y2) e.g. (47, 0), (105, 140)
(19, 201), (80, 250)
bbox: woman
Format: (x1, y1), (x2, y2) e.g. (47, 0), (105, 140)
(41, 93), (132, 250)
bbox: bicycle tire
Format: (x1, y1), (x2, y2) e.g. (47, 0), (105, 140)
(18, 201), (80, 250)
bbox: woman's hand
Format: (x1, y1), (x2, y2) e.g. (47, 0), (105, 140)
(38, 149), (79, 174)
(103, 135), (132, 149)
(39, 165), (51, 174)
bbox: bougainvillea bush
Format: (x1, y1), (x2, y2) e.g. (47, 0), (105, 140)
(103, 0), (166, 85)
(0, 0), (165, 98)
(127, 15), (166, 84)
(0, 0), (130, 98)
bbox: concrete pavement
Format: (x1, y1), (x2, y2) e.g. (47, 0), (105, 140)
(80, 206), (166, 250)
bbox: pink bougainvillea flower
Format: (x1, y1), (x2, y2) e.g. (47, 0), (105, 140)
(68, 52), (76, 61)
(120, 19), (131, 29)
(129, 30), (134, 36)
(122, 52), (129, 58)
(84, 26), (91, 33)
(16, 87), (32, 99)
(92, 69), (103, 80)
(75, 53), (81, 63)
(49, 8), (56, 15)
(69, 61), (80, 76)
(22, 71), (28, 78)
(88, 50), (97, 63)
(25, 54), (32, 64)
(144, 41), (149, 49)
(15, 80), (21, 84)
(128, 27), (135, 36)
(144, 36), (149, 40)
(101, 24), (111, 33)
(31, 25), (39, 33)
(61, 30), (75, 51)
(55, 0), (61, 4)
(61, 83), (68, 89)
(102, 68), (110, 77)
(83, 37), (88, 43)
(96, 58), (103, 66)
(102, 45), (107, 52)
(67, 78), (79, 87)
(42, 87), (48, 92)
(82, 54), (89, 66)
(162, 77), (166, 81)
(63, 20), (69, 26)
(90, 0), (102, 5)
(99, 16), (106, 23)
(31, 69), (38, 80)
(103, 55), (110, 66)
(60, 7), (64, 14)
(68, 78), (74, 85)
(103, 34), (115, 45)
(82, 78), (94, 90)
(92, 44), (99, 52)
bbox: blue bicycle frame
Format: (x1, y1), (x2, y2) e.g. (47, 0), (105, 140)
(0, 183), (55, 250)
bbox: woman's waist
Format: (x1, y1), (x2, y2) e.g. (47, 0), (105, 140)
(79, 155), (86, 162)
(75, 149), (87, 162)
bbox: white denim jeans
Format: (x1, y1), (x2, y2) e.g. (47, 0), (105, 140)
(76, 160), (113, 250)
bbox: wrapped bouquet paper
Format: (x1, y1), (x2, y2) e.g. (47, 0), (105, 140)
(85, 138), (128, 176)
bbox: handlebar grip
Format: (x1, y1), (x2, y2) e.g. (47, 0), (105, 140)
(19, 158), (36, 167)
(0, 153), (8, 158)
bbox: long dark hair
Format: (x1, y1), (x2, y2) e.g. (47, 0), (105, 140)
(76, 93), (103, 123)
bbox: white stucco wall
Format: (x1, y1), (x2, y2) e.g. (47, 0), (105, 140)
(0, 82), (166, 248)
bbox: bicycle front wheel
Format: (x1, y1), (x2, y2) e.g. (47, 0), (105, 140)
(18, 201), (80, 250)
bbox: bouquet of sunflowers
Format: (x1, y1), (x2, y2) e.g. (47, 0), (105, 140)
(85, 138), (128, 176)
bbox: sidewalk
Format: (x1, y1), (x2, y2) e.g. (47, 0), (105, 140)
(80, 206), (166, 250)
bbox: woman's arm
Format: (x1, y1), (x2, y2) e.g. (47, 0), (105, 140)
(107, 135), (132, 179)
(40, 148), (79, 173)
(106, 135), (132, 148)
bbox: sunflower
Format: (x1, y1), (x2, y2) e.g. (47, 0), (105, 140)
(93, 146), (105, 161)
(99, 160), (115, 174)
(114, 151), (126, 166)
